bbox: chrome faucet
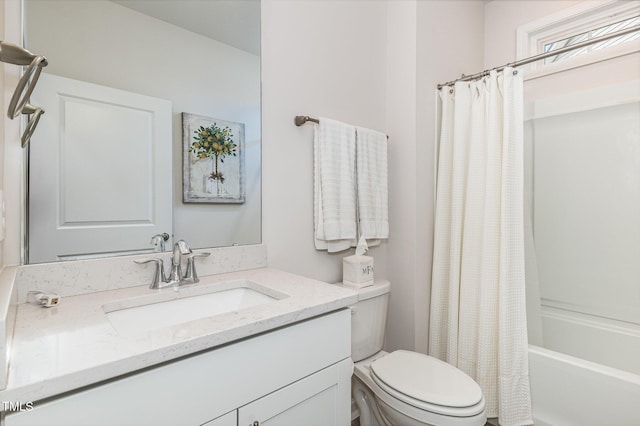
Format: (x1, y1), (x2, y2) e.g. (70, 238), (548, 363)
(135, 240), (210, 289)
(168, 240), (192, 284)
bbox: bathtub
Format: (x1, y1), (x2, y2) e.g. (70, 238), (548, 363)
(528, 345), (640, 426)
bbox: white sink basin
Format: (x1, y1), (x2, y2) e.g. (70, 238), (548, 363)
(104, 280), (286, 335)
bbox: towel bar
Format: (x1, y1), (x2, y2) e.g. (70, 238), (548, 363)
(294, 115), (388, 139)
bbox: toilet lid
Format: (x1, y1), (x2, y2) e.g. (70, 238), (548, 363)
(370, 350), (483, 408)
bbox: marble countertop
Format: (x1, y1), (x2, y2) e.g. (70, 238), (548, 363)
(0, 268), (357, 403)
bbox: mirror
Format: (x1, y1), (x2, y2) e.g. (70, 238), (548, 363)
(24, 0), (261, 264)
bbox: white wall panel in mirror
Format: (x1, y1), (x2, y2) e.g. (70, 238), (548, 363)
(24, 0), (261, 263)
(63, 100), (152, 223)
(29, 74), (172, 263)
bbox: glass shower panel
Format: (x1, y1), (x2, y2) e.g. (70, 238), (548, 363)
(525, 99), (640, 374)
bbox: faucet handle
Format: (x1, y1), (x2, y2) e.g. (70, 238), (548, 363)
(134, 258), (167, 289)
(184, 252), (211, 284)
(174, 240), (192, 255)
(150, 233), (170, 252)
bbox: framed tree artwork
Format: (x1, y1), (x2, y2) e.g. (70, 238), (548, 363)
(182, 113), (245, 203)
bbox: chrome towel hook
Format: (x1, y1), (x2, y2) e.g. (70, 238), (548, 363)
(7, 54), (47, 119)
(21, 103), (44, 148)
(0, 41), (48, 147)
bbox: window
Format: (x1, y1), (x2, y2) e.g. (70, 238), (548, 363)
(543, 15), (640, 64)
(517, 1), (640, 74)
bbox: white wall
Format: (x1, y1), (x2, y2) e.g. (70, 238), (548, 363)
(262, 0), (484, 354)
(261, 0), (389, 284)
(25, 0), (261, 251)
(483, 0), (582, 69)
(384, 1), (419, 353)
(382, 1), (485, 353)
(414, 0), (484, 353)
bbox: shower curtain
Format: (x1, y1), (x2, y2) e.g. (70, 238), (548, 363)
(429, 68), (533, 426)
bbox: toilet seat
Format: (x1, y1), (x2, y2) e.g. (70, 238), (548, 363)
(370, 350), (484, 417)
(370, 371), (485, 418)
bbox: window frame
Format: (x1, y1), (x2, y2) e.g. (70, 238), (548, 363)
(516, 0), (640, 79)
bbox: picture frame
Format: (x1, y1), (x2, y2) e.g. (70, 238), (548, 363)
(182, 113), (245, 203)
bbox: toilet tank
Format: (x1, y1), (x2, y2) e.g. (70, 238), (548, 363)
(349, 280), (390, 362)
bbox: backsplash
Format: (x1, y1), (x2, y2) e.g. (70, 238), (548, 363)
(14, 244), (267, 303)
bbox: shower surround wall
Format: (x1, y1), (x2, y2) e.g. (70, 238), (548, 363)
(486, 1), (640, 424)
(523, 84), (640, 424)
(527, 93), (640, 374)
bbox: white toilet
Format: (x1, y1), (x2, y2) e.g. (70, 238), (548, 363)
(347, 280), (487, 426)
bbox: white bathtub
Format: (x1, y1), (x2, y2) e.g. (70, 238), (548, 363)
(529, 345), (640, 426)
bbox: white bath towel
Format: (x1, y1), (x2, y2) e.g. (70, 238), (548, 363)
(314, 117), (357, 252)
(355, 126), (389, 245)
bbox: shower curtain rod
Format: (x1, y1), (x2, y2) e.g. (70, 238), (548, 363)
(437, 24), (640, 89)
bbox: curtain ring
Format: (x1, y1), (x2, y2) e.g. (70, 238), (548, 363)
(449, 89), (453, 94)
(513, 70), (518, 75)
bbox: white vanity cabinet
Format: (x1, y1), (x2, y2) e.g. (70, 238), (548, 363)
(3, 309), (352, 426)
(238, 359), (352, 425)
(205, 358), (352, 426)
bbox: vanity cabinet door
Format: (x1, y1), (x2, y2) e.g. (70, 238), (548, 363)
(238, 358), (352, 426)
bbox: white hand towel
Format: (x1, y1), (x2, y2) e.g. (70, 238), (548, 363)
(314, 117), (357, 252)
(355, 127), (389, 242)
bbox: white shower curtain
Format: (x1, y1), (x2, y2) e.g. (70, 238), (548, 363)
(429, 68), (533, 426)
